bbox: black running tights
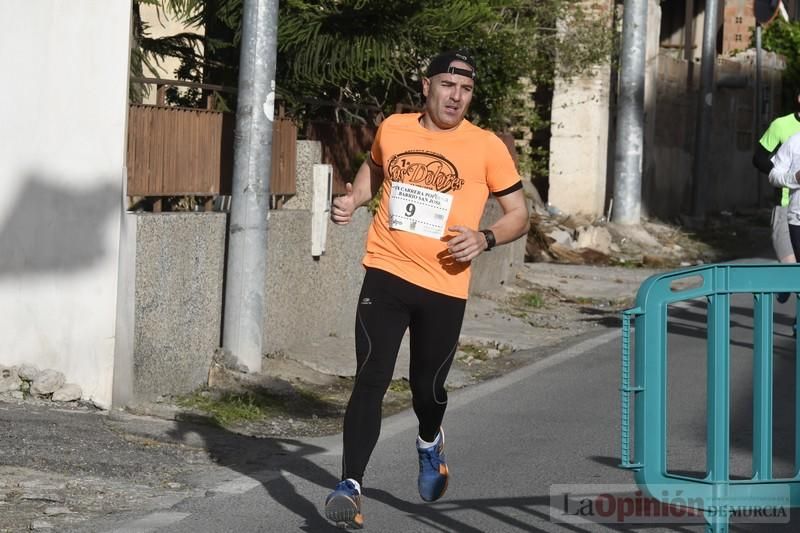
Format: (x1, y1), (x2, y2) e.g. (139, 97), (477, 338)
(789, 223), (800, 261)
(341, 268), (466, 485)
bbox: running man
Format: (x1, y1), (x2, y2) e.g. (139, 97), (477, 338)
(323, 49), (530, 529)
(753, 93), (800, 302)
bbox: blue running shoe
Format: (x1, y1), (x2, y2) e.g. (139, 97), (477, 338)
(325, 479), (363, 529)
(417, 429), (449, 502)
(778, 292), (790, 304)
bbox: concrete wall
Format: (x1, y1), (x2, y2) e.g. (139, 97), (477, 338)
(263, 211), (371, 354)
(132, 213), (226, 399)
(548, 0), (615, 216)
(470, 199), (527, 295)
(262, 139), (370, 353)
(130, 205), (522, 396)
(262, 197), (522, 356)
(129, 140), (525, 399)
(646, 50), (784, 218)
(550, 0), (785, 220)
(0, 1), (130, 408)
(548, 66), (612, 216)
(282, 141), (320, 210)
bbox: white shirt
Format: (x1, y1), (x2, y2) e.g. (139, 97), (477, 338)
(769, 131), (800, 225)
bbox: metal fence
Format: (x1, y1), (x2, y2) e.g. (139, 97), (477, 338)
(621, 264), (800, 532)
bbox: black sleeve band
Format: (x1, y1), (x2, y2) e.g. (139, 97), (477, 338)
(752, 144), (774, 175)
(492, 180), (523, 197)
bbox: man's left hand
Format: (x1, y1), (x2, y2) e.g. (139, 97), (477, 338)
(446, 226), (487, 262)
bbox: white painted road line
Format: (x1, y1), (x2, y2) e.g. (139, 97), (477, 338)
(104, 511), (191, 533)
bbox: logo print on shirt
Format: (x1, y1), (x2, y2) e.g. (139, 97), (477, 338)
(387, 151), (464, 193)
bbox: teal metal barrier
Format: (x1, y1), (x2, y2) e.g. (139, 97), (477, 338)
(620, 263), (800, 532)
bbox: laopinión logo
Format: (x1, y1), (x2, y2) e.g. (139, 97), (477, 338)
(386, 151), (464, 193)
(549, 484), (790, 525)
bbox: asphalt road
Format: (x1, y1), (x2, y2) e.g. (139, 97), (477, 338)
(69, 294), (800, 533)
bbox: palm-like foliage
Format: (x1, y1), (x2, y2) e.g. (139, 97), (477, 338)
(127, 0), (613, 182)
(130, 0), (205, 102)
(273, 0), (502, 123)
(278, 0), (490, 84)
(130, 0), (614, 128)
(275, 0), (613, 126)
(762, 19), (800, 110)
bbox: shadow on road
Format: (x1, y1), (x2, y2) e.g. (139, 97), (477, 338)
(165, 415), (339, 531)
(165, 415), (690, 532)
(156, 410), (792, 532)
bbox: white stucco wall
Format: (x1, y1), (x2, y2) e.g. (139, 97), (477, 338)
(0, 1), (131, 407)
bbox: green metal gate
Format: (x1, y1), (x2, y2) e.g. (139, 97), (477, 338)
(620, 263), (800, 532)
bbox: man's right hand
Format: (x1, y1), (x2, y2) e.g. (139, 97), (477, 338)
(331, 182), (357, 225)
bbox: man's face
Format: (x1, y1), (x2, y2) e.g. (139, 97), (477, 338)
(422, 60), (475, 131)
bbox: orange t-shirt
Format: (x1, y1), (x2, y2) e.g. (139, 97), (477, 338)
(363, 113), (520, 299)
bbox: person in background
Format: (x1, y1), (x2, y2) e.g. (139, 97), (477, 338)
(753, 93), (800, 302)
(768, 131), (800, 262)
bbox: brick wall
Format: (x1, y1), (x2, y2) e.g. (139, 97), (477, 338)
(722, 0), (756, 56)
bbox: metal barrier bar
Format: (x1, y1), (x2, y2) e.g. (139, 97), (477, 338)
(620, 307), (643, 470)
(753, 292), (773, 480)
(796, 298), (800, 478)
(707, 290), (730, 485)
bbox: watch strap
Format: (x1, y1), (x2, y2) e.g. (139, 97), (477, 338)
(480, 229), (496, 251)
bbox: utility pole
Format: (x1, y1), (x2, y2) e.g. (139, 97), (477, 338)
(222, 0), (279, 373)
(684, 0), (694, 90)
(755, 24), (763, 207)
(612, 0), (648, 225)
(690, 0), (719, 219)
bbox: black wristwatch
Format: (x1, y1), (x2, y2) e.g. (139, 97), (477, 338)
(479, 229), (496, 251)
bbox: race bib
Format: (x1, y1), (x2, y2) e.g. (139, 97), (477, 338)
(388, 182), (453, 238)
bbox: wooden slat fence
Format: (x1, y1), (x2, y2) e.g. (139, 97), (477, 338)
(127, 104), (297, 197)
(270, 116), (297, 195)
(127, 103), (517, 202)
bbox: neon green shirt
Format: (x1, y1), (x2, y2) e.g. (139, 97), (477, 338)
(759, 112), (800, 206)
